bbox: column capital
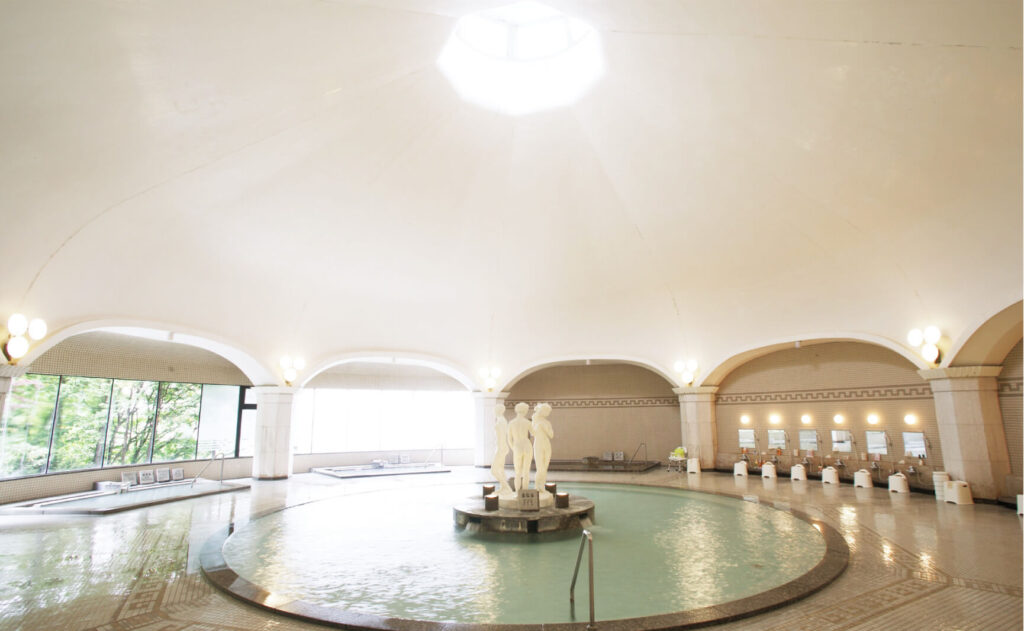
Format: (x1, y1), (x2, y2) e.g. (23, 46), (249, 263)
(250, 385), (298, 397)
(474, 391), (510, 400)
(673, 386), (719, 399)
(918, 366), (1003, 381)
(0, 365), (29, 379)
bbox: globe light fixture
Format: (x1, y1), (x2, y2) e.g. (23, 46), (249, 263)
(740, 415), (750, 425)
(5, 335), (29, 360)
(769, 413), (781, 425)
(800, 414), (812, 425)
(3, 313), (47, 364)
(867, 414), (879, 425)
(280, 355), (305, 386)
(907, 328), (924, 347)
(6, 314), (27, 337)
(833, 414), (844, 424)
(907, 325), (942, 365)
(904, 414), (918, 425)
(28, 318), (47, 340)
(921, 343), (940, 363)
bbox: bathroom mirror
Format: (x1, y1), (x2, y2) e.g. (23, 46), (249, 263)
(799, 429), (818, 451)
(865, 430), (888, 455)
(902, 432), (927, 458)
(831, 429), (853, 452)
(767, 429), (787, 449)
(738, 429), (756, 449)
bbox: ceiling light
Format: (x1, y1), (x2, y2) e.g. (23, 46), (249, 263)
(5, 335), (28, 359)
(280, 356), (293, 370)
(685, 359), (698, 373)
(6, 314), (27, 337)
(921, 343), (940, 363)
(907, 328), (924, 347)
(28, 318), (47, 341)
(923, 326), (941, 345)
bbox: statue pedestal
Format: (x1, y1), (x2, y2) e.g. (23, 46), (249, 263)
(454, 495), (594, 534)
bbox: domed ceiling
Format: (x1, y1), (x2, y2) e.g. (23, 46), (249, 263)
(0, 0), (1020, 387)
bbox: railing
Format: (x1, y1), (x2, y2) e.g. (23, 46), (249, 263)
(191, 452), (226, 487)
(627, 441), (647, 465)
(569, 528), (596, 630)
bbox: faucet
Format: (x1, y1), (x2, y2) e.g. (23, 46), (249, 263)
(906, 465), (917, 475)
(870, 461), (880, 471)
(834, 458), (845, 468)
(770, 455), (780, 464)
(740, 453), (750, 462)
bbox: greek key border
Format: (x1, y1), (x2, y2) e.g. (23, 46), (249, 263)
(998, 379), (1022, 397)
(505, 397), (678, 409)
(717, 384), (933, 405)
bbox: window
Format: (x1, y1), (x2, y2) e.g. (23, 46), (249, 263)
(0, 374), (59, 477)
(831, 430), (852, 452)
(291, 388), (474, 454)
(737, 428), (756, 449)
(197, 385), (241, 458)
(799, 429), (818, 452)
(865, 430), (888, 455)
(902, 432), (927, 458)
(48, 377), (112, 473)
(151, 382), (201, 463)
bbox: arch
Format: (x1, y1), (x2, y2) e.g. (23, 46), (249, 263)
(301, 351), (477, 391)
(17, 318), (276, 385)
(702, 332), (929, 386)
(946, 300), (1023, 367)
(501, 355), (678, 392)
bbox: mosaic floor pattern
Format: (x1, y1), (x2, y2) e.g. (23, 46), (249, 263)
(0, 468), (1019, 631)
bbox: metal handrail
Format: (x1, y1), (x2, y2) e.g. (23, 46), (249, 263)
(191, 452), (225, 487)
(627, 442), (647, 465)
(569, 529), (596, 630)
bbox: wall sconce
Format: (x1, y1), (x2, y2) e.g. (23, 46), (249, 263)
(800, 414), (812, 425)
(674, 359), (699, 385)
(904, 414), (918, 425)
(280, 355), (305, 386)
(769, 413), (781, 425)
(833, 414), (845, 424)
(867, 413), (880, 425)
(907, 326), (941, 364)
(3, 313), (47, 364)
(480, 366), (501, 392)
(740, 415), (751, 425)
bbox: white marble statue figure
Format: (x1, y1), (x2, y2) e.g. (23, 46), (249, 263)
(532, 403), (554, 499)
(507, 402), (534, 495)
(490, 403), (514, 498)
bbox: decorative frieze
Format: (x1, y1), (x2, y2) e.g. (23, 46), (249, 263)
(997, 379), (1022, 397)
(504, 397), (678, 409)
(716, 384), (933, 405)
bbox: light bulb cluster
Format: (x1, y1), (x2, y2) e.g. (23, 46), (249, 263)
(3, 313), (47, 364)
(279, 355), (306, 385)
(480, 366), (501, 391)
(673, 358), (699, 385)
(738, 412), (921, 426)
(907, 326), (942, 364)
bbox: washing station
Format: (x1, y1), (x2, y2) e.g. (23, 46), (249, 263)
(454, 402), (596, 533)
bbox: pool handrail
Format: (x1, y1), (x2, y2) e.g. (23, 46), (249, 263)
(627, 442), (647, 465)
(569, 528), (596, 630)
(191, 452), (226, 487)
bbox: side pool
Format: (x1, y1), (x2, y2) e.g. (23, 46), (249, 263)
(206, 482), (848, 630)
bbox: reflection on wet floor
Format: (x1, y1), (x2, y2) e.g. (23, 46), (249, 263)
(0, 467), (1019, 631)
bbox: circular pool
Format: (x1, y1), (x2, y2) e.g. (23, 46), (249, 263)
(202, 482), (847, 630)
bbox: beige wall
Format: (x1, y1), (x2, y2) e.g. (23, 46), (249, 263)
(716, 342), (942, 488)
(998, 340), (1022, 493)
(27, 332), (252, 385)
(506, 364), (679, 462)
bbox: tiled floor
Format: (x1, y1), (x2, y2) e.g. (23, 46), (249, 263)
(0, 467), (1019, 631)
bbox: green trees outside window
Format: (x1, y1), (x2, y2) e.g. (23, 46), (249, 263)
(0, 375), (244, 480)
(0, 374), (59, 477)
(152, 382), (201, 462)
(49, 377), (112, 472)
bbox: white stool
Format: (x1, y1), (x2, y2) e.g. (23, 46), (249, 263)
(734, 461), (748, 476)
(933, 471), (950, 501)
(944, 480), (973, 505)
(790, 464), (807, 481)
(1017, 494), (1023, 515)
(761, 462), (777, 479)
(888, 473), (909, 493)
(668, 455), (685, 472)
(687, 458), (701, 474)
(821, 466), (839, 484)
(854, 469), (873, 488)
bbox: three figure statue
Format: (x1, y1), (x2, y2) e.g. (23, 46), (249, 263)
(491, 402), (554, 503)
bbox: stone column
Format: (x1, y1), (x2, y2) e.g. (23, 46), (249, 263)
(674, 386), (719, 470)
(919, 367), (1011, 500)
(473, 391), (509, 467)
(251, 386), (296, 480)
(0, 365), (27, 420)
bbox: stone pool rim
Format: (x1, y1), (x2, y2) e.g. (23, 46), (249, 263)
(200, 481), (849, 631)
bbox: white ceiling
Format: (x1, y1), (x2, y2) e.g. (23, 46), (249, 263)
(1, 0), (1020, 388)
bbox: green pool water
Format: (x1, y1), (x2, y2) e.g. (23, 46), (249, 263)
(221, 482), (825, 624)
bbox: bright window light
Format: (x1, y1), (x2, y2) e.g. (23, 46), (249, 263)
(437, 1), (604, 116)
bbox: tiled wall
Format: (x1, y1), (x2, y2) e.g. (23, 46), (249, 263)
(27, 332), (252, 385)
(715, 342), (942, 489)
(506, 364), (680, 462)
(998, 340), (1022, 493)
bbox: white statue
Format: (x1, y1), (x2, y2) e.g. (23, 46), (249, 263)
(508, 402), (534, 495)
(490, 403), (514, 498)
(532, 403), (554, 499)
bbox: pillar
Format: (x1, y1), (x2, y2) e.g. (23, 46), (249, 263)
(920, 367), (1011, 500)
(251, 386), (296, 479)
(473, 391), (509, 467)
(674, 386), (718, 470)
(0, 366), (27, 420)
